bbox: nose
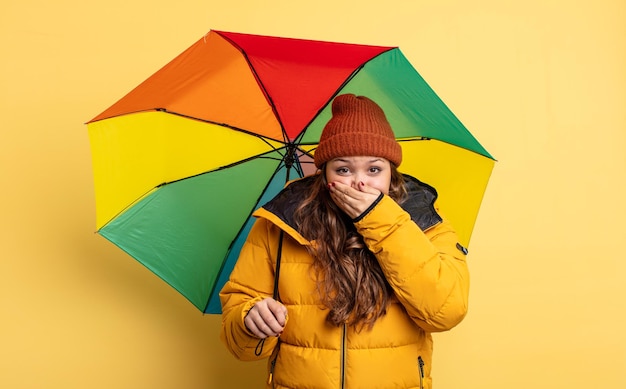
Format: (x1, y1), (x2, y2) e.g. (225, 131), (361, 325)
(352, 172), (365, 188)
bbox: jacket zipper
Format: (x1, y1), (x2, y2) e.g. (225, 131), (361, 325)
(418, 356), (425, 389)
(267, 339), (281, 387)
(341, 324), (347, 389)
(268, 357), (276, 387)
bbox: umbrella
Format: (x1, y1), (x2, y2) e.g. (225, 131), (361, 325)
(87, 30), (495, 314)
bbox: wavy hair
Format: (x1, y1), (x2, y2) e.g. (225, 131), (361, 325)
(293, 165), (407, 330)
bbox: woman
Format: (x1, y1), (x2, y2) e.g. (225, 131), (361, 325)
(220, 94), (470, 389)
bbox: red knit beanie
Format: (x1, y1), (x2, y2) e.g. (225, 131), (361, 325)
(314, 94), (402, 168)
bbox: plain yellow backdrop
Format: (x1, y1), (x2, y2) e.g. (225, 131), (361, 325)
(1, 1), (625, 388)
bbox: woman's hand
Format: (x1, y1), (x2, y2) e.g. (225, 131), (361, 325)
(244, 298), (288, 339)
(328, 181), (382, 219)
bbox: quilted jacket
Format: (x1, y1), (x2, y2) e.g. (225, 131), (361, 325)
(220, 175), (470, 389)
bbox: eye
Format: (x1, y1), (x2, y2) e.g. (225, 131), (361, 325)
(369, 166), (382, 174)
(336, 167), (350, 174)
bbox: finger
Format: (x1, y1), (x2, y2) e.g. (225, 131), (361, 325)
(331, 183), (360, 202)
(245, 311), (270, 339)
(251, 312), (281, 338)
(256, 303), (285, 334)
(357, 181), (381, 195)
(253, 321), (276, 338)
(332, 183), (374, 206)
(267, 300), (288, 326)
(332, 181), (356, 194)
(327, 183), (368, 218)
(246, 301), (283, 338)
(329, 191), (352, 212)
(329, 188), (358, 215)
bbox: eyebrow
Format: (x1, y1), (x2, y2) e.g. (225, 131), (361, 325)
(332, 158), (384, 163)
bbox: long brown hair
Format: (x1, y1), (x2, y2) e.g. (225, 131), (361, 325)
(293, 164), (407, 330)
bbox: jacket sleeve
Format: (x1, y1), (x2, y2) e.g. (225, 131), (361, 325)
(354, 195), (470, 332)
(219, 217), (279, 360)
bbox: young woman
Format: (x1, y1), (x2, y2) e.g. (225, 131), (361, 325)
(220, 94), (470, 389)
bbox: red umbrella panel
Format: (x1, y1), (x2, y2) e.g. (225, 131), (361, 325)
(87, 30), (495, 313)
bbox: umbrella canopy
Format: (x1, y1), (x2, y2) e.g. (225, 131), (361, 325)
(87, 30), (495, 314)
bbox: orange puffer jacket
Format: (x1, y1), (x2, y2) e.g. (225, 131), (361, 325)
(220, 175), (470, 389)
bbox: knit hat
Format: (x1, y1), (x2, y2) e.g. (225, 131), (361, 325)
(314, 94), (402, 168)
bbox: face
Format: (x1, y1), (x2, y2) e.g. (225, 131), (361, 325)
(324, 156), (392, 195)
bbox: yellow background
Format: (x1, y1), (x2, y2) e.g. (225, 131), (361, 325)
(2, 1), (624, 388)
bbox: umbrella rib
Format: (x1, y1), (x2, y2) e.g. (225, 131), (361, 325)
(98, 148), (290, 232)
(154, 108), (286, 144)
(97, 185), (161, 231)
(156, 152), (286, 188)
(203, 157), (290, 312)
(215, 32), (290, 144)
(398, 137), (431, 142)
(295, 47), (396, 141)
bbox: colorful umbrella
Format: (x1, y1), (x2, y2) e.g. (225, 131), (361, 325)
(87, 30), (495, 314)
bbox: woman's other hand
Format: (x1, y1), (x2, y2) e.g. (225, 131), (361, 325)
(244, 298), (288, 339)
